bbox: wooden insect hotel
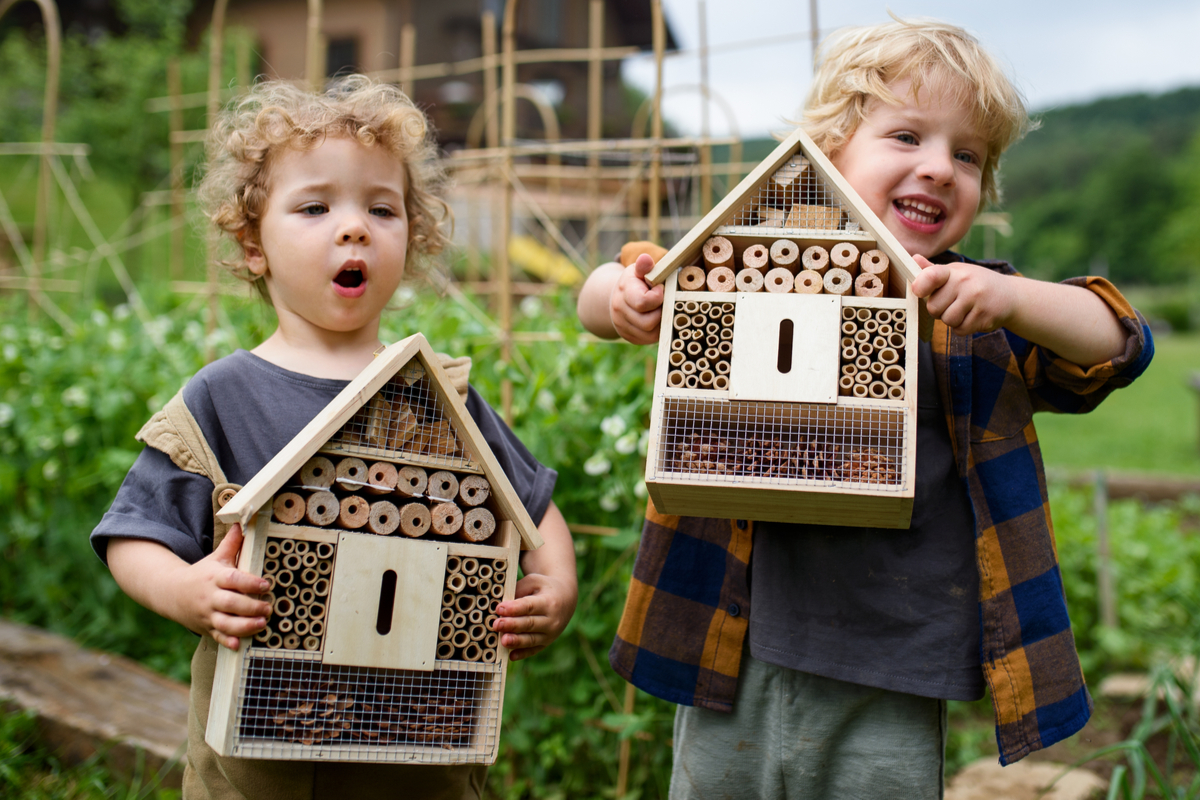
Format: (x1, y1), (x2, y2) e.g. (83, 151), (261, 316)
(208, 334), (543, 764)
(644, 127), (924, 528)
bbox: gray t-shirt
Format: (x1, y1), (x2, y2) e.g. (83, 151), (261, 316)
(91, 350), (557, 564)
(747, 340), (984, 701)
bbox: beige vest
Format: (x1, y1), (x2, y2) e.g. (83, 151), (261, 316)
(138, 356), (486, 800)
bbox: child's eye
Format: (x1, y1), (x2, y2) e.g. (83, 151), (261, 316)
(370, 207), (395, 218)
(894, 133), (918, 145)
(955, 151), (979, 166)
(300, 204), (327, 215)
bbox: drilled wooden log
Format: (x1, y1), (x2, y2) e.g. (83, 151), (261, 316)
(335, 457), (367, 485)
(367, 501), (400, 535)
(300, 456), (335, 489)
(460, 508), (496, 542)
(458, 475), (491, 507)
(399, 502), (432, 538)
(427, 471), (459, 503)
(679, 265), (706, 291)
(794, 270), (823, 294)
(273, 492), (305, 524)
(735, 268), (764, 293)
(860, 249), (889, 280)
(366, 461), (398, 494)
(854, 272), (884, 297)
(802, 245), (829, 274)
(823, 267), (853, 297)
(769, 239), (799, 271)
(305, 491), (339, 526)
(706, 266), (735, 293)
(395, 465), (428, 498)
(830, 242), (859, 272)
(764, 267), (794, 293)
(430, 503), (463, 537)
(702, 236), (734, 270)
(742, 243), (769, 272)
(338, 495), (370, 529)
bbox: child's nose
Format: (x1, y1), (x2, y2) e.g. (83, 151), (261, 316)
(338, 215), (371, 243)
(919, 150), (956, 186)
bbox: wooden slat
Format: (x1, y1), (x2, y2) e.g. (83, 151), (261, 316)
(648, 480), (914, 529)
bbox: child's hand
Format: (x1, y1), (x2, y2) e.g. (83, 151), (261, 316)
(181, 524), (274, 649)
(492, 572), (577, 661)
(490, 501), (577, 661)
(911, 255), (1017, 336)
(609, 253), (665, 344)
(107, 525), (272, 651)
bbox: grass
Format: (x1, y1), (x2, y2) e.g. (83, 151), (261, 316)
(1037, 331), (1200, 476)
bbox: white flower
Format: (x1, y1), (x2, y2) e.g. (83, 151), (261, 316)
(600, 414), (627, 438)
(63, 426), (81, 446)
(615, 432), (638, 455)
(113, 304), (131, 320)
(519, 295), (542, 318)
(61, 386), (88, 407)
(394, 286), (416, 304)
(634, 480), (648, 498)
(183, 321), (203, 343)
(1, 325), (15, 340)
(583, 454), (611, 476)
(638, 429), (649, 456)
(107, 330), (127, 350)
(43, 459), (60, 480)
(3, 344), (16, 362)
(36, 435), (55, 452)
(536, 389), (556, 414)
(599, 493), (620, 512)
(48, 336), (63, 350)
(0, 403), (12, 426)
(91, 309), (109, 327)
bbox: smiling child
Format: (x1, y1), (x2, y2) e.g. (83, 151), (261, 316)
(92, 77), (577, 800)
(577, 17), (1153, 799)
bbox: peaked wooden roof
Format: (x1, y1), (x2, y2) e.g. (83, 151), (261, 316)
(216, 333), (544, 550)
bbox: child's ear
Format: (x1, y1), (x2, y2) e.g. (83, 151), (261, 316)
(241, 232), (268, 276)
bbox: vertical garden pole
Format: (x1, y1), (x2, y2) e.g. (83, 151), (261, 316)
(1095, 470), (1118, 629)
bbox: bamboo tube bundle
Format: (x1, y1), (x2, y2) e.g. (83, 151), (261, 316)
(436, 556), (507, 662)
(702, 236), (734, 270)
(256, 538), (332, 653)
(679, 265), (706, 291)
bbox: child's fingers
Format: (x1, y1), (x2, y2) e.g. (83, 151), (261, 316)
(212, 584), (273, 620)
(910, 262), (951, 299)
(211, 523), (244, 564)
(215, 564), (271, 596)
(208, 611), (267, 649)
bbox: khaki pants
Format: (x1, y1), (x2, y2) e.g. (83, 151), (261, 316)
(670, 651), (946, 800)
(183, 637), (488, 800)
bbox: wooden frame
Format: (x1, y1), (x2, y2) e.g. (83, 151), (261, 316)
(643, 129), (923, 529)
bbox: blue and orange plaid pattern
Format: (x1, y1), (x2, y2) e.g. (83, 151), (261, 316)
(610, 257), (1153, 765)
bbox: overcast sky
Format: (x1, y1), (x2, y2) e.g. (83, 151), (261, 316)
(620, 0), (1200, 140)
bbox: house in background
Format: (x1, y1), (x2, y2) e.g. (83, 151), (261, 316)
(189, 0), (678, 147)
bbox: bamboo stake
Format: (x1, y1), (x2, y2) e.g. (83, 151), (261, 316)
(167, 58), (184, 279)
(499, 0), (517, 423)
(306, 0), (324, 93)
(648, 0), (665, 243)
(586, 0), (603, 267)
(399, 22), (416, 98)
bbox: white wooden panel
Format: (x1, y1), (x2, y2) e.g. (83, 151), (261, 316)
(728, 294), (840, 403)
(323, 535), (446, 671)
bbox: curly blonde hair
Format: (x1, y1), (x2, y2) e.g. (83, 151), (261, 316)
(198, 75), (451, 290)
(802, 17), (1033, 209)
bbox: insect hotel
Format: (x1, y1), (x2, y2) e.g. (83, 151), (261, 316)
(644, 127), (924, 528)
(208, 334), (543, 764)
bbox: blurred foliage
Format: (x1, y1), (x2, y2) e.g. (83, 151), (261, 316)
(0, 287), (674, 797)
(0, 707), (181, 800)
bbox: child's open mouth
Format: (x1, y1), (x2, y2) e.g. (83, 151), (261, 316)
(893, 198), (943, 226)
(334, 269), (364, 288)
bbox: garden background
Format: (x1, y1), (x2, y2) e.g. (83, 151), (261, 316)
(1, 1), (1199, 798)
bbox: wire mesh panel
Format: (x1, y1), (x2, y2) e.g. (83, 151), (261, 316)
(652, 395), (909, 490)
(231, 655), (503, 763)
(717, 155), (859, 235)
(323, 358), (479, 472)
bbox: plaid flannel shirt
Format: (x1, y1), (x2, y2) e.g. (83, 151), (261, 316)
(610, 257), (1154, 765)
